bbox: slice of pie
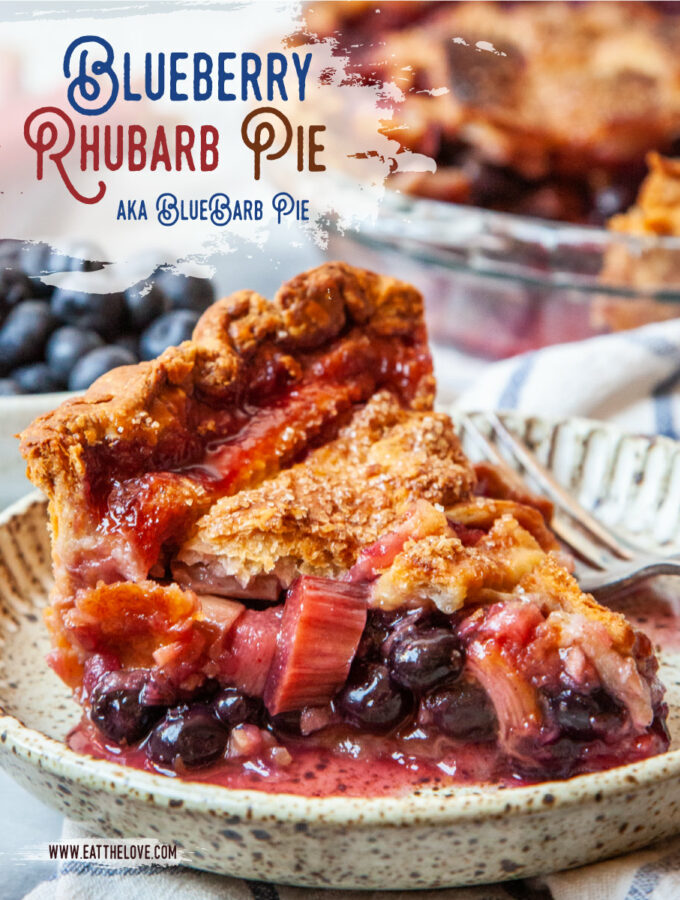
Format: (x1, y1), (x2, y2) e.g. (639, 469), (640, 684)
(20, 262), (669, 789)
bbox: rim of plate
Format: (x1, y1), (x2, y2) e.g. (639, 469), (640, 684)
(3, 413), (680, 828)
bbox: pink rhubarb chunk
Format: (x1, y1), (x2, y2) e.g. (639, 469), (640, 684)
(264, 576), (368, 716)
(218, 606), (284, 696)
(347, 500), (446, 582)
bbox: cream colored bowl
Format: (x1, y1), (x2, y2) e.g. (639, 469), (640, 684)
(1, 411), (680, 889)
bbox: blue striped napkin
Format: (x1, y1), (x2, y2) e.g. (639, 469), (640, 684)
(434, 318), (680, 439)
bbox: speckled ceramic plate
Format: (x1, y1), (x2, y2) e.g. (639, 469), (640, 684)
(2, 410), (680, 890)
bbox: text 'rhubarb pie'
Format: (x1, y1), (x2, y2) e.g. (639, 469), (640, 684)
(20, 263), (669, 795)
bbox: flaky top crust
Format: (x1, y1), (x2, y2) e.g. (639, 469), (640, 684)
(179, 391), (475, 577)
(20, 262), (434, 501)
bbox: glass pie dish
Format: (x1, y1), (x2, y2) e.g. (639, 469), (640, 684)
(327, 187), (680, 360)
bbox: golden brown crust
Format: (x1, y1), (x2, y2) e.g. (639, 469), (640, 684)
(178, 392), (475, 580)
(20, 262), (432, 498)
(20, 262), (434, 591)
(518, 555), (635, 655)
(448, 496), (558, 553)
(372, 513), (547, 614)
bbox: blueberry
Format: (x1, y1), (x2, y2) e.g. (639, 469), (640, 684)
(113, 333), (139, 360)
(356, 611), (394, 661)
(19, 242), (53, 277)
(46, 326), (104, 381)
(0, 269), (33, 309)
(0, 240), (21, 269)
(0, 300), (55, 375)
(124, 282), (167, 331)
(421, 680), (497, 742)
(0, 378), (23, 395)
(13, 362), (65, 394)
(550, 689), (624, 741)
(336, 663), (411, 733)
(90, 669), (164, 745)
(68, 346), (136, 391)
(51, 287), (125, 339)
(268, 710), (304, 736)
(139, 309), (200, 360)
(146, 705), (228, 769)
(154, 270), (214, 313)
(389, 629), (463, 693)
(213, 687), (261, 728)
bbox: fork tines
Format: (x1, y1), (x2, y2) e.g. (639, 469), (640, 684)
(459, 412), (635, 572)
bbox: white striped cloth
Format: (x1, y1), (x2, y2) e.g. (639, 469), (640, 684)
(435, 318), (680, 438)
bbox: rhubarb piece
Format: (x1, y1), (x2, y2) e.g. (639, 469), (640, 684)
(218, 606), (283, 697)
(347, 500), (450, 582)
(173, 559), (281, 601)
(264, 576), (368, 716)
(197, 595), (245, 659)
(465, 639), (543, 757)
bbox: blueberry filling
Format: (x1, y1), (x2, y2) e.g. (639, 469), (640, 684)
(214, 687), (263, 728)
(389, 629), (464, 692)
(145, 705), (229, 769)
(89, 669), (164, 745)
(336, 662), (412, 733)
(420, 679), (498, 742)
(546, 689), (625, 742)
(84, 601), (662, 777)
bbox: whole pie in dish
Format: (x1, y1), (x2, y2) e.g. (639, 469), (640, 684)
(305, 1), (680, 224)
(20, 263), (669, 795)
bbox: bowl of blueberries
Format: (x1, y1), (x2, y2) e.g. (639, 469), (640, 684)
(0, 238), (215, 508)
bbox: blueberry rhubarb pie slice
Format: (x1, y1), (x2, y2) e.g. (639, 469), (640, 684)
(20, 263), (669, 794)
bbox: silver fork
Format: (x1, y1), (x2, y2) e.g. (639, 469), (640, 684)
(459, 411), (680, 600)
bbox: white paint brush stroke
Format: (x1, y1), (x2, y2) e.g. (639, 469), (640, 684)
(0, 1), (436, 290)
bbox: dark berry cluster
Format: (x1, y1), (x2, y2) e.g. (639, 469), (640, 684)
(89, 666), (264, 770)
(0, 240), (214, 395)
(336, 609), (497, 740)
